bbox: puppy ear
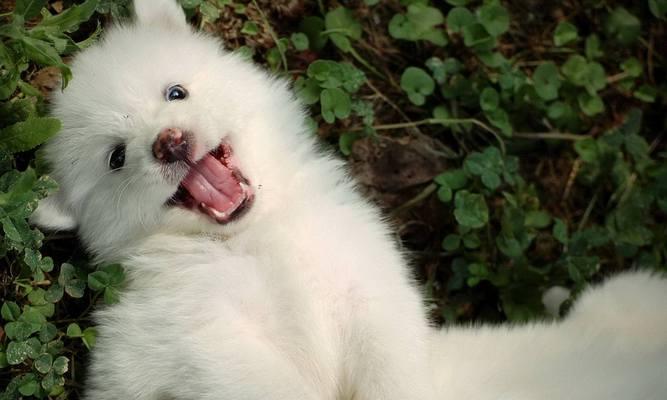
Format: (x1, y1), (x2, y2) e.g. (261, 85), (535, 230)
(30, 191), (77, 231)
(133, 0), (188, 30)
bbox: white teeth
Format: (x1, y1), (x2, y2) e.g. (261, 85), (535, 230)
(200, 202), (230, 220)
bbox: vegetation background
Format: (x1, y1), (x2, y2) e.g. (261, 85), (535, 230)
(1, 0), (666, 397)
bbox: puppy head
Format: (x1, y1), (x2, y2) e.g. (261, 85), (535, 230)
(32, 0), (310, 261)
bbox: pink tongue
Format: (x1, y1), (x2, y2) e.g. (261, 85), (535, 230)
(181, 154), (244, 214)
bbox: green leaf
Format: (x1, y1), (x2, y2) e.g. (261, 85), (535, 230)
(338, 132), (363, 156)
(480, 171), (501, 190)
(325, 7), (362, 39)
(27, 287), (47, 306)
(437, 185), (453, 202)
(320, 88), (351, 123)
(634, 85), (657, 103)
(2, 301), (21, 321)
(66, 323), (82, 338)
(574, 138), (598, 162)
(525, 210), (551, 229)
(585, 35), (603, 59)
(299, 16), (328, 51)
(389, 4), (447, 45)
(34, 353), (53, 374)
(480, 87), (499, 112)
(578, 92), (605, 116)
(52, 356), (69, 375)
(290, 32), (309, 51)
(199, 2), (220, 22)
(88, 270), (109, 291)
(478, 3), (510, 37)
(39, 322), (57, 343)
(621, 57), (642, 78)
(18, 375), (39, 396)
(604, 7), (641, 45)
(533, 62), (561, 101)
(434, 169), (468, 190)
(0, 116), (61, 153)
(34, 0), (100, 33)
(21, 37), (63, 66)
(462, 23), (493, 48)
(553, 21), (578, 46)
(400, 67), (435, 106)
(295, 77), (321, 105)
(307, 60), (344, 89)
(5, 316), (42, 341)
(426, 58), (447, 83)
(82, 327), (97, 349)
(467, 262), (489, 286)
(442, 234), (461, 251)
(477, 51), (507, 68)
(486, 108), (512, 136)
(584, 62), (607, 94)
(66, 278), (85, 298)
(561, 55), (588, 86)
(454, 190), (489, 229)
(462, 233), (481, 249)
(15, 0), (47, 19)
(6, 340), (32, 365)
(650, 0), (667, 19)
(240, 21), (259, 36)
(45, 284), (64, 303)
(102, 263), (125, 286)
(553, 218), (569, 244)
(18, 80), (41, 97)
(104, 287), (120, 304)
(447, 7), (475, 32)
(465, 147), (503, 177)
(325, 7), (362, 51)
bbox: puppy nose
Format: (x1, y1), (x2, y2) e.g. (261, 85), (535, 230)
(153, 128), (190, 163)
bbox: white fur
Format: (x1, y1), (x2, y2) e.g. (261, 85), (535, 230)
(32, 1), (667, 399)
(430, 271), (667, 400)
(34, 1), (435, 398)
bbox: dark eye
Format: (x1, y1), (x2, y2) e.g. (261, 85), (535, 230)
(109, 144), (126, 171)
(165, 84), (188, 101)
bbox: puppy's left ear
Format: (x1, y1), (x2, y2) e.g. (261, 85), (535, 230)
(133, 0), (189, 31)
(30, 191), (77, 232)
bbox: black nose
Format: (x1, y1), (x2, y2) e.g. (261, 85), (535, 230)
(153, 128), (190, 163)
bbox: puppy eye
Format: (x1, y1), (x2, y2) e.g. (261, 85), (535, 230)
(109, 144), (126, 171)
(165, 84), (188, 101)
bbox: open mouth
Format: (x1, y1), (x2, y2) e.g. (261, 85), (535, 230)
(168, 142), (253, 223)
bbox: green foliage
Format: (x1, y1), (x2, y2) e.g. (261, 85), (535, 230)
(374, 0), (665, 322)
(553, 22), (578, 46)
(0, 3), (126, 398)
(295, 59), (370, 131)
(389, 3), (447, 45)
(401, 67), (435, 105)
(324, 7), (362, 53)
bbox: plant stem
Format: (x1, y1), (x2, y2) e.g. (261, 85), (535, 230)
(391, 183), (438, 216)
(358, 118), (507, 155)
(251, 0), (288, 72)
(578, 188), (600, 231)
(348, 47), (384, 79)
(513, 132), (587, 141)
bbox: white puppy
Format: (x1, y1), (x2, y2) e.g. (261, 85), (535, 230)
(33, 0), (436, 399)
(32, 0), (667, 399)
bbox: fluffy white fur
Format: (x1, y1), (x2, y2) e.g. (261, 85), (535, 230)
(431, 271), (667, 400)
(31, 1), (667, 399)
